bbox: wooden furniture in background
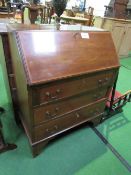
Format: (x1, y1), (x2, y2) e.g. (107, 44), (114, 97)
(21, 5), (53, 24)
(9, 30), (119, 156)
(94, 16), (131, 57)
(104, 0), (129, 19)
(114, 0), (129, 19)
(0, 12), (14, 18)
(0, 25), (19, 122)
(61, 15), (89, 25)
(22, 5), (45, 24)
(0, 2), (23, 19)
(84, 6), (94, 26)
(0, 0), (6, 7)
(63, 6), (94, 26)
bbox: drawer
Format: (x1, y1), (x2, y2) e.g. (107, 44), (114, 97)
(32, 70), (116, 106)
(34, 99), (106, 141)
(33, 88), (108, 125)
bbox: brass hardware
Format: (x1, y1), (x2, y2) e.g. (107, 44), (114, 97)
(45, 107), (59, 118)
(45, 89), (61, 100)
(76, 113), (80, 118)
(45, 111), (50, 116)
(98, 79), (103, 87)
(105, 77), (109, 82)
(51, 89), (61, 99)
(55, 107), (59, 111)
(46, 125), (58, 134)
(51, 95), (57, 99)
(56, 89), (61, 94)
(54, 125), (58, 130)
(46, 92), (50, 97)
(46, 128), (49, 132)
(98, 79), (102, 83)
(98, 77), (110, 87)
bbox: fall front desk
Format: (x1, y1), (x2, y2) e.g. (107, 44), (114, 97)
(0, 24), (119, 156)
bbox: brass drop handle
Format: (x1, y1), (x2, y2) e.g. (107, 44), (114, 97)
(103, 77), (109, 85)
(46, 125), (58, 134)
(75, 113), (80, 118)
(98, 79), (103, 87)
(51, 89), (61, 99)
(46, 128), (49, 133)
(56, 89), (61, 93)
(45, 107), (59, 118)
(54, 125), (58, 130)
(45, 111), (50, 116)
(105, 77), (109, 82)
(45, 89), (61, 100)
(98, 77), (110, 87)
(46, 92), (50, 97)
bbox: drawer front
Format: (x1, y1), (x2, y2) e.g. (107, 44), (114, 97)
(34, 99), (106, 141)
(32, 70), (116, 106)
(33, 88), (108, 125)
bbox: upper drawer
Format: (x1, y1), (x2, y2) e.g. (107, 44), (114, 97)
(32, 70), (116, 106)
(34, 99), (106, 142)
(33, 88), (108, 126)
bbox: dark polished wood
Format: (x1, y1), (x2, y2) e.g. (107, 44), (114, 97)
(104, 0), (129, 19)
(8, 30), (119, 157)
(16, 31), (119, 85)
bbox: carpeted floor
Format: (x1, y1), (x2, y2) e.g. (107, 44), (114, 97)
(0, 36), (131, 175)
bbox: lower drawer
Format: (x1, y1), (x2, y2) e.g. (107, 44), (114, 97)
(33, 88), (108, 125)
(34, 99), (106, 141)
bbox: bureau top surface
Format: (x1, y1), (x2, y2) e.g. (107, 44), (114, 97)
(15, 31), (119, 85)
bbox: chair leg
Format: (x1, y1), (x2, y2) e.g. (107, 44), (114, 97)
(0, 107), (17, 154)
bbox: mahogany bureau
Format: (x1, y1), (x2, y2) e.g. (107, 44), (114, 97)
(9, 30), (119, 156)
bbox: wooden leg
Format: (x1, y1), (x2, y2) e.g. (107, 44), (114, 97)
(0, 143), (17, 154)
(32, 141), (48, 157)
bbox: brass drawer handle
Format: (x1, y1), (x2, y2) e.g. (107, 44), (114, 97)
(45, 107), (59, 118)
(46, 125), (58, 134)
(54, 125), (58, 130)
(46, 92), (50, 97)
(98, 79), (103, 87)
(56, 89), (61, 94)
(45, 89), (61, 100)
(98, 77), (110, 87)
(105, 77), (109, 82)
(51, 89), (61, 99)
(75, 113), (80, 118)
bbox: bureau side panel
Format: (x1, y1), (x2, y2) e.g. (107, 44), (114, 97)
(8, 32), (33, 139)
